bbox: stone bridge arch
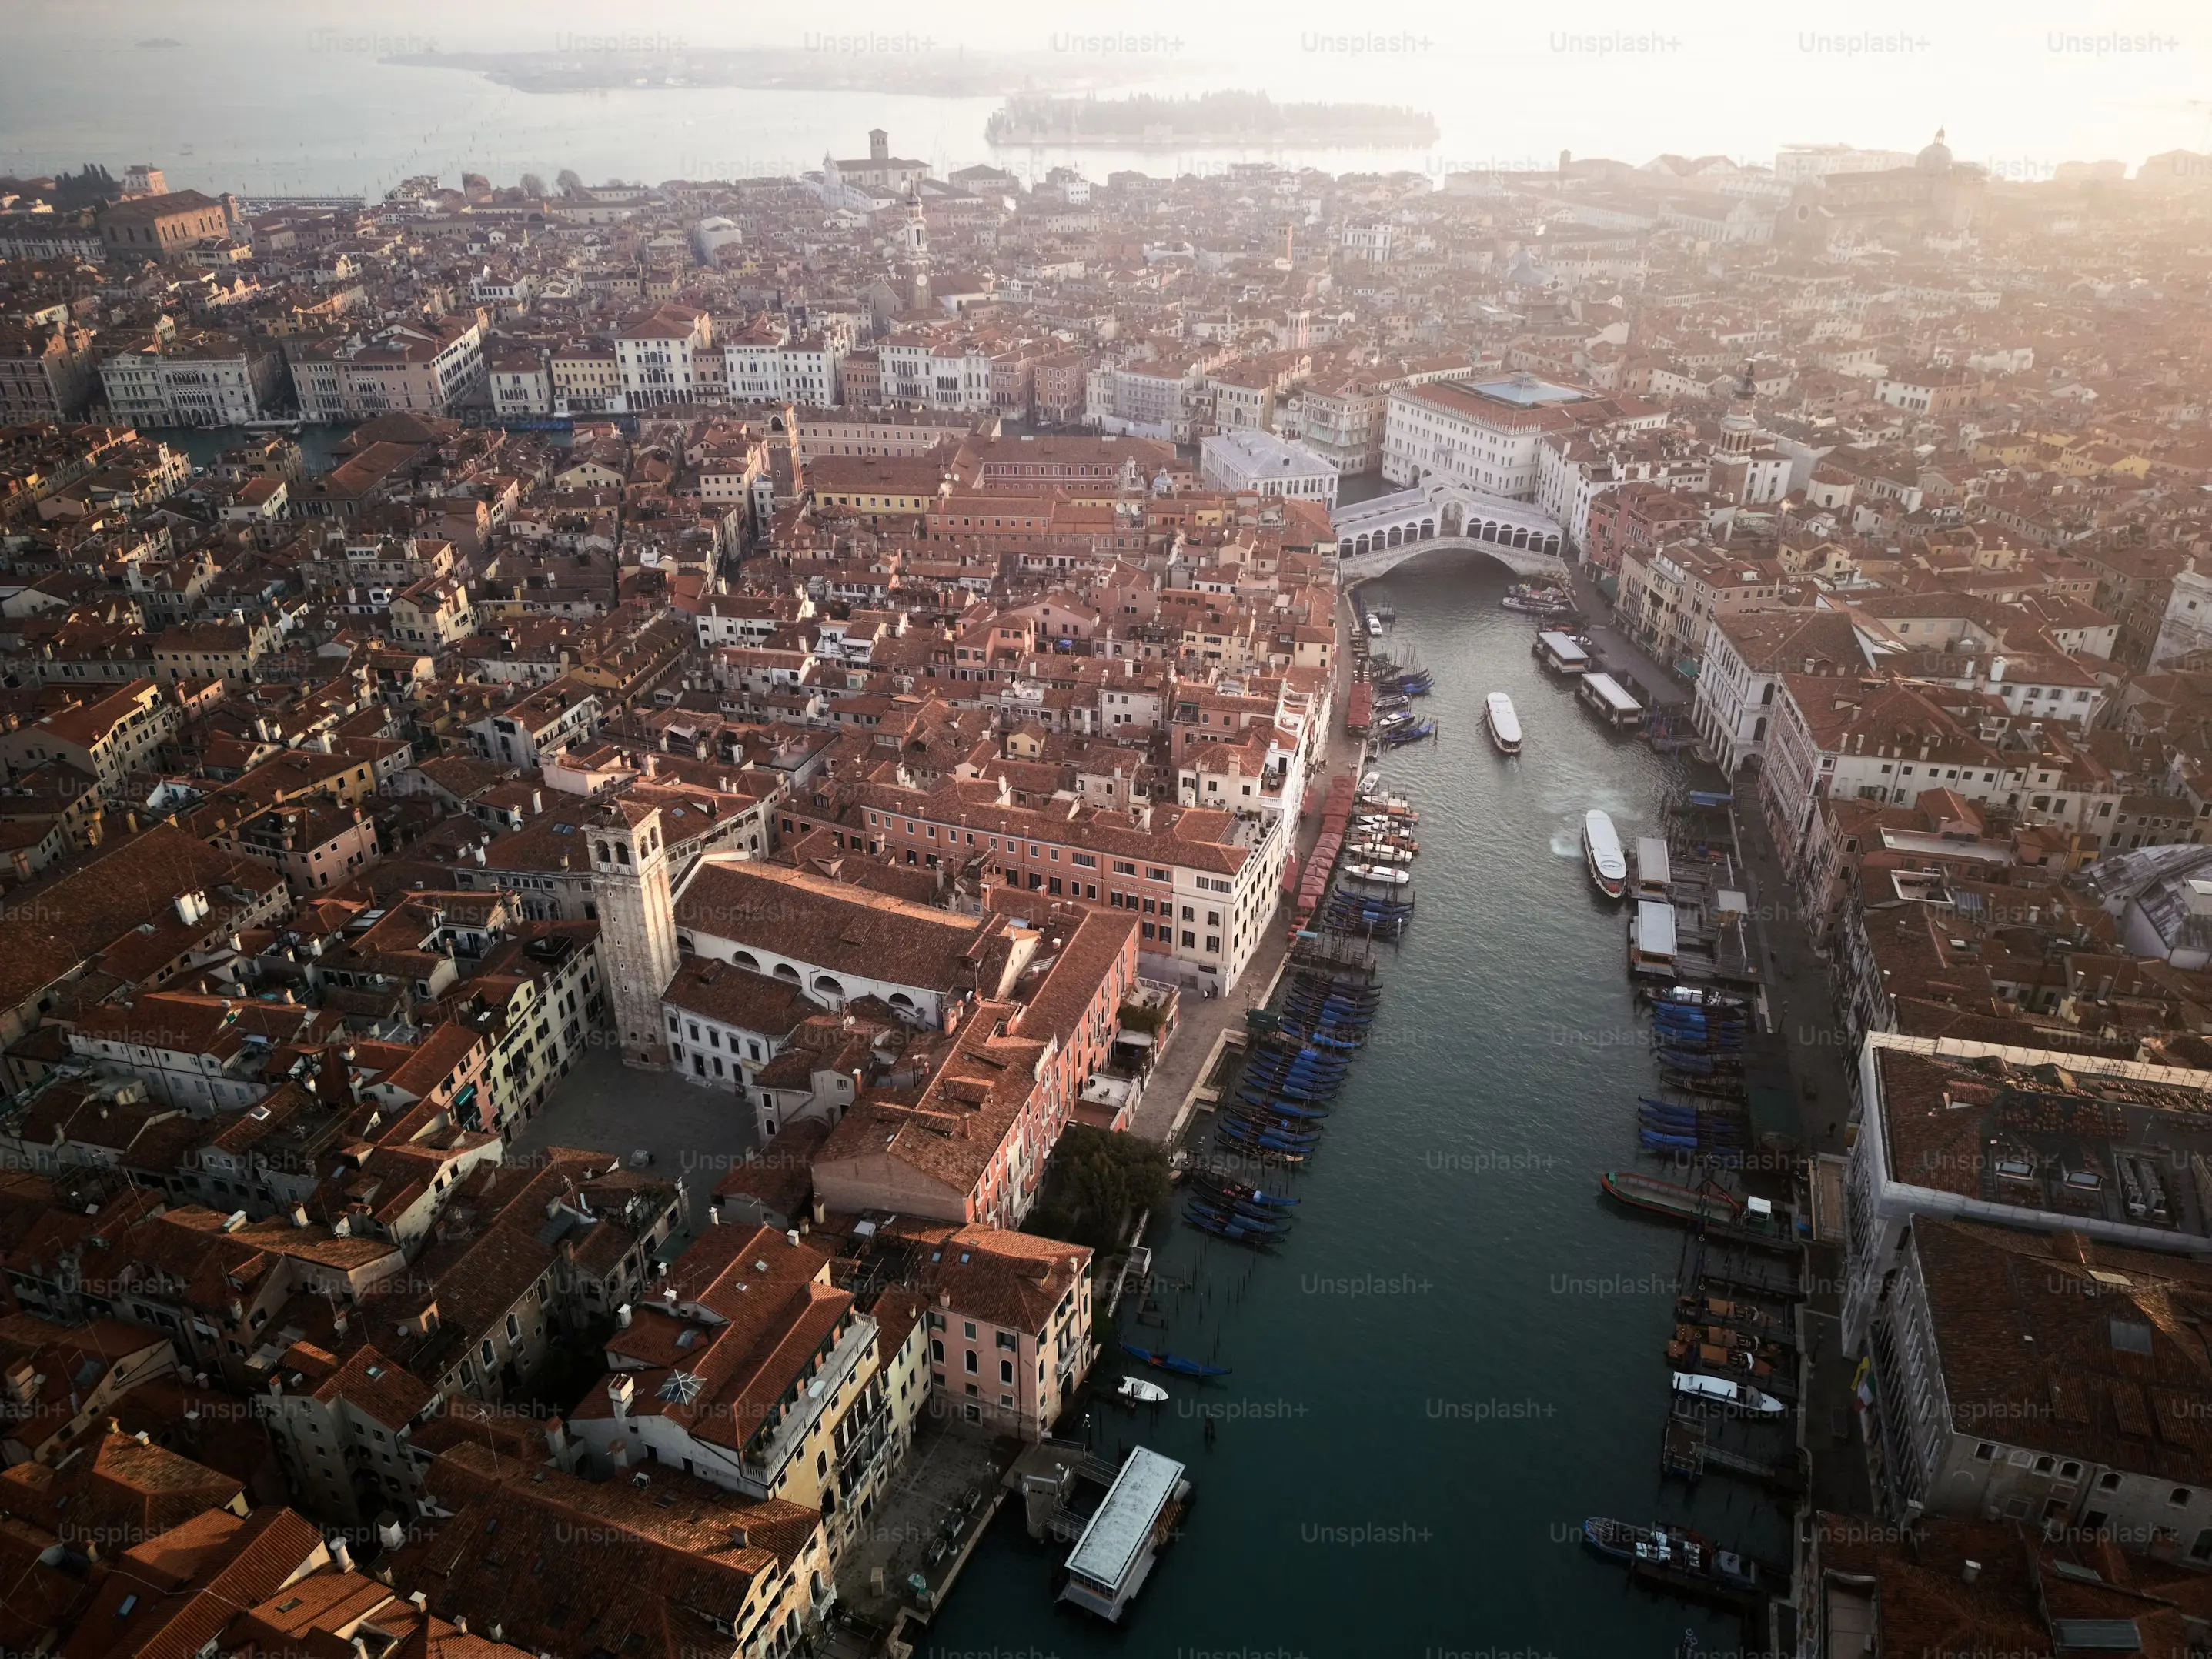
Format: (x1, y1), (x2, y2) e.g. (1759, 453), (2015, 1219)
(1330, 477), (1569, 582)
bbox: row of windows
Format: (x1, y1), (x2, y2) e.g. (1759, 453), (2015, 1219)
(929, 1337), (1019, 1387)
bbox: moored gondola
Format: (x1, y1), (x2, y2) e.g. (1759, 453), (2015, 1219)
(1184, 1197), (1292, 1235)
(1121, 1343), (1231, 1378)
(1190, 1171), (1298, 1209)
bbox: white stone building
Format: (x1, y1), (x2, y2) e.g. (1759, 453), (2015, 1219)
(1199, 429), (1338, 507)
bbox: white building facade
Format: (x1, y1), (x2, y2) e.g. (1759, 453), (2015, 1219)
(1198, 429), (1338, 506)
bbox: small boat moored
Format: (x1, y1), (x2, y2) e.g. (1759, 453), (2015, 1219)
(1485, 692), (1522, 754)
(1117, 1376), (1170, 1406)
(1599, 1170), (1743, 1227)
(1583, 809), (1628, 899)
(1345, 843), (1412, 864)
(1670, 1370), (1788, 1417)
(1583, 1516), (1706, 1563)
(1502, 582), (1575, 615)
(1343, 863), (1412, 887)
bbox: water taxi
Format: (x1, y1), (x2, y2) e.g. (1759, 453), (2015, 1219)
(1485, 692), (1522, 754)
(1582, 810), (1627, 899)
(1669, 1371), (1786, 1417)
(1343, 863), (1412, 887)
(1345, 843), (1412, 865)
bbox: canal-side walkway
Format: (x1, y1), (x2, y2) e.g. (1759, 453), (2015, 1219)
(1565, 563), (1689, 709)
(1127, 592), (1366, 1144)
(1729, 788), (1854, 1153)
(1725, 772), (1877, 1519)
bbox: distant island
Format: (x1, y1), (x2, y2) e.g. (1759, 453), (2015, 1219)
(134, 37), (184, 48)
(987, 91), (1439, 149)
(383, 47), (1151, 99)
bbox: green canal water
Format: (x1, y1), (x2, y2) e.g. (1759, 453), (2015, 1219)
(149, 423), (354, 474)
(926, 556), (1789, 1659)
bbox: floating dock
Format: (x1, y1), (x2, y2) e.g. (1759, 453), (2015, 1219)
(1535, 630), (1591, 676)
(1577, 671), (1646, 731)
(1058, 1446), (1192, 1623)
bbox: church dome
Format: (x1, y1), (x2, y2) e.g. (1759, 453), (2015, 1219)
(1916, 129), (1953, 172)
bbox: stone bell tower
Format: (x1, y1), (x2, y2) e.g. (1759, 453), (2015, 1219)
(590, 799), (678, 1068)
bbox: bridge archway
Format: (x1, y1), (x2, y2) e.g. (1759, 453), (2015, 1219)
(1331, 476), (1569, 582)
(1335, 534), (1571, 584)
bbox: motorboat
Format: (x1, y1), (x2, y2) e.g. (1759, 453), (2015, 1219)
(1485, 693), (1522, 755)
(1669, 1370), (1786, 1416)
(1345, 843), (1412, 864)
(1503, 582), (1574, 614)
(1117, 1376), (1170, 1406)
(1583, 1517), (1709, 1564)
(1343, 863), (1412, 886)
(1582, 809), (1627, 899)
(1601, 1170), (1743, 1227)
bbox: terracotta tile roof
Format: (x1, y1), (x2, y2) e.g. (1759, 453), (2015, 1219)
(674, 860), (1005, 993)
(387, 1442), (817, 1659)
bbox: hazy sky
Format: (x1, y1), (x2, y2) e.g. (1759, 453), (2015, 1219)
(6, 0), (2209, 190)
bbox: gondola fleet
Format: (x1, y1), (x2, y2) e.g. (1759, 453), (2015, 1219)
(1636, 985), (1753, 1158)
(1186, 767), (1412, 1249)
(1206, 946), (1388, 1184)
(1370, 656), (1438, 747)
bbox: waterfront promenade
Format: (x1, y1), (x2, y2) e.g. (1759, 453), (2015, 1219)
(1564, 562), (1689, 709)
(1128, 589), (1364, 1143)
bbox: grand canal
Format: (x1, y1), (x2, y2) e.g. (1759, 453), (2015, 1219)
(925, 554), (1786, 1657)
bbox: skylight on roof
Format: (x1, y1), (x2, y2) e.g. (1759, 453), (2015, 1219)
(2110, 1318), (2154, 1355)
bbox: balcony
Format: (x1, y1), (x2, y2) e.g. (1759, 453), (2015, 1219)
(739, 1313), (877, 1491)
(1055, 1337), (1095, 1384)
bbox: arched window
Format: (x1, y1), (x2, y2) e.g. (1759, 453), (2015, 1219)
(813, 973), (845, 1000)
(734, 950), (760, 972)
(773, 963), (800, 983)
(677, 935), (696, 956)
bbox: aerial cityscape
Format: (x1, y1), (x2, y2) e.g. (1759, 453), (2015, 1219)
(6, 2), (2212, 1655)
